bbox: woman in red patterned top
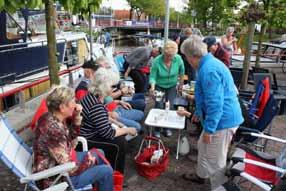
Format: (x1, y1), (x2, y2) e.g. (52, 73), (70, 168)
(33, 86), (113, 190)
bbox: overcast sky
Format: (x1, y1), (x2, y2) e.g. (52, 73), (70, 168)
(100, 0), (188, 12)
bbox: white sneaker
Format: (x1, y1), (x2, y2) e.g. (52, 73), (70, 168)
(153, 131), (161, 138)
(164, 129), (172, 137)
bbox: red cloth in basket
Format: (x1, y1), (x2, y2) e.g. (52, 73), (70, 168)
(134, 136), (169, 180)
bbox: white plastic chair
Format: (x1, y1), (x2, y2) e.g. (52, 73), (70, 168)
(0, 113), (92, 191)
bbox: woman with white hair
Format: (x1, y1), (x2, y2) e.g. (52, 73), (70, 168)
(94, 57), (145, 131)
(180, 35), (243, 190)
(96, 56), (146, 112)
(221, 26), (238, 54)
(33, 86), (113, 190)
(80, 67), (137, 175)
(149, 40), (185, 138)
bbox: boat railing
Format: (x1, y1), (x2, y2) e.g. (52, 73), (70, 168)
(0, 38), (67, 53)
(0, 64), (82, 100)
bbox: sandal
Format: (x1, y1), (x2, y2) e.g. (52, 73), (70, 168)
(182, 173), (205, 184)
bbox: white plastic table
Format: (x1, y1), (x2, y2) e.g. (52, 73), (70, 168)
(145, 108), (185, 159)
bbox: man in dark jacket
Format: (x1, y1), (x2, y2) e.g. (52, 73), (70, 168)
(75, 60), (99, 100)
(124, 47), (160, 93)
(203, 36), (231, 67)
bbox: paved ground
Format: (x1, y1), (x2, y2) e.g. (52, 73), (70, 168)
(1, 94), (286, 191)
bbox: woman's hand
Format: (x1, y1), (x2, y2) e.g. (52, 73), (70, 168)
(73, 104), (83, 125)
(120, 101), (132, 109)
(120, 86), (129, 95)
(127, 128), (137, 136)
(176, 110), (191, 118)
(178, 83), (183, 92)
(149, 85), (155, 96)
(87, 152), (97, 166)
(74, 104), (82, 115)
(108, 112), (119, 120)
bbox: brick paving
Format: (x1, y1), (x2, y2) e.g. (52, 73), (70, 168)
(0, 100), (285, 191)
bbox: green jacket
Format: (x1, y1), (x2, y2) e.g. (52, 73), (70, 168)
(149, 54), (185, 89)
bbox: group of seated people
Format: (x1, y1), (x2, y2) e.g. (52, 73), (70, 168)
(31, 28), (244, 190)
(32, 56), (148, 190)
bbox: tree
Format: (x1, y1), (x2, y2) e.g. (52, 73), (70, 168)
(126, 0), (165, 21)
(186, 0), (240, 30)
(241, 2), (264, 90)
(267, 0), (286, 39)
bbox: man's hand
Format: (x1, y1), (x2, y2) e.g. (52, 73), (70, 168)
(191, 115), (200, 123)
(202, 132), (212, 144)
(120, 101), (132, 109)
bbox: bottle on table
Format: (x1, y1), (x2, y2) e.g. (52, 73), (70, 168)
(165, 100), (170, 111)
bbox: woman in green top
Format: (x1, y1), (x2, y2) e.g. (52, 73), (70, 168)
(149, 40), (185, 137)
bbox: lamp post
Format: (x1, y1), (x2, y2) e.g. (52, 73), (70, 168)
(164, 0), (170, 44)
(191, 10), (196, 26)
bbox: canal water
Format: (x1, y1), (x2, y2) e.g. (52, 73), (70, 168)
(114, 37), (146, 52)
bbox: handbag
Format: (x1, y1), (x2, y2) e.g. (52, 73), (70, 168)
(179, 136), (190, 156)
(90, 148), (124, 191)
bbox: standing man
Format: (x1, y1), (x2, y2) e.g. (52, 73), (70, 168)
(177, 27), (196, 81)
(124, 47), (160, 93)
(203, 36), (231, 67)
(180, 35), (244, 190)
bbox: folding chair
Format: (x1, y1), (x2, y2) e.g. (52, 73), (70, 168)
(114, 54), (126, 73)
(234, 94), (278, 150)
(239, 77), (271, 122)
(230, 68), (243, 89)
(0, 113), (92, 191)
(228, 133), (286, 191)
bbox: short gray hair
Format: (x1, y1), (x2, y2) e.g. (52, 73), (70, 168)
(183, 27), (193, 36)
(46, 86), (75, 113)
(89, 67), (120, 97)
(226, 26), (235, 33)
(180, 35), (208, 58)
(95, 56), (108, 66)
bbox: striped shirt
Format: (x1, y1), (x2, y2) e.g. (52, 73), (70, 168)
(80, 93), (116, 140)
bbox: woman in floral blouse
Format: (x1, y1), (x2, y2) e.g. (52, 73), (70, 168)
(33, 86), (113, 190)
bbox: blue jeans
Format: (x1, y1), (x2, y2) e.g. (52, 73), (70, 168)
(70, 151), (113, 191)
(154, 85), (177, 133)
(127, 93), (146, 111)
(115, 106), (144, 131)
(155, 85), (177, 110)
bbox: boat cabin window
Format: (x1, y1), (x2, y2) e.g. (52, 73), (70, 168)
(64, 41), (78, 66)
(6, 13), (22, 40)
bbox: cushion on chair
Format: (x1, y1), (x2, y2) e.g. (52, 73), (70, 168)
(238, 145), (276, 163)
(231, 147), (278, 184)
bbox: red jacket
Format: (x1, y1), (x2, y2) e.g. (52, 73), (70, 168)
(214, 44), (231, 67)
